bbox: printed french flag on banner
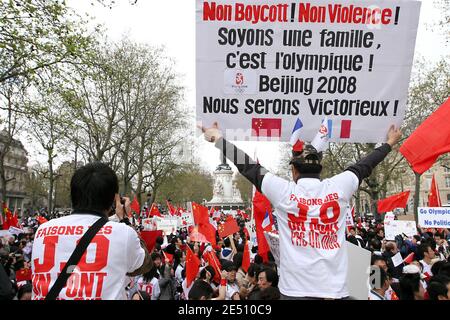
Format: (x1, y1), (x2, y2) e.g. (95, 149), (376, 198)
(340, 120), (352, 139)
(311, 117), (332, 152)
(261, 210), (272, 231)
(289, 118), (303, 146)
(252, 118), (282, 137)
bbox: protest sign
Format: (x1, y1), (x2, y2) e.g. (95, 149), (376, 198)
(155, 217), (178, 235)
(179, 212), (195, 228)
(196, 0), (421, 143)
(8, 227), (24, 236)
(384, 220), (417, 240)
(264, 231), (280, 266)
(418, 207), (450, 228)
(345, 206), (354, 227)
(246, 221), (257, 244)
(383, 211), (395, 224)
(142, 218), (157, 231)
(346, 241), (371, 300)
(0, 230), (12, 237)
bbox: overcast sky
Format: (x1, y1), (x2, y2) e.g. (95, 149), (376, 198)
(27, 0), (449, 175)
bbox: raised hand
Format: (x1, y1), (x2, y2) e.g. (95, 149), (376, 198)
(198, 122), (223, 143)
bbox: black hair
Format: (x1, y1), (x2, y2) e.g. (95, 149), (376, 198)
(143, 266), (160, 282)
(259, 286), (280, 300)
(247, 263), (262, 278)
(431, 260), (447, 277)
(233, 252), (243, 269)
(199, 265), (216, 281)
(292, 162), (322, 175)
(151, 252), (162, 261)
(188, 280), (214, 300)
(399, 273), (422, 300)
(371, 254), (387, 265)
(133, 290), (151, 300)
(70, 162), (118, 212)
(418, 243), (433, 260)
(223, 237), (231, 248)
(434, 232), (444, 239)
(254, 254), (263, 265)
(427, 276), (450, 300)
(439, 263), (450, 277)
(17, 283), (32, 300)
(259, 267), (279, 287)
(370, 238), (382, 251)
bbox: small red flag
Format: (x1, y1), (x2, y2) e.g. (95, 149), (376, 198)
(428, 174), (442, 207)
(253, 190), (272, 262)
(242, 241), (251, 273)
(140, 230), (163, 252)
(217, 216), (240, 239)
(251, 118), (282, 138)
(166, 200), (177, 216)
(162, 251), (174, 264)
(403, 252), (415, 264)
(203, 250), (222, 283)
(400, 97), (450, 174)
(186, 245), (201, 288)
(130, 196), (140, 216)
(377, 191), (410, 213)
(149, 203), (162, 217)
(191, 202), (209, 226)
(15, 268), (32, 282)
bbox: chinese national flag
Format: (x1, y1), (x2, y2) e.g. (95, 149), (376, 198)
(377, 191), (410, 213)
(2, 203), (12, 230)
(16, 268), (32, 282)
(11, 211), (19, 228)
(251, 118), (282, 138)
(253, 190), (272, 262)
(242, 241), (251, 273)
(217, 216), (240, 239)
(162, 251), (174, 264)
(191, 202), (209, 226)
(428, 174), (442, 207)
(203, 250), (221, 283)
(140, 230), (163, 252)
(166, 200), (177, 216)
(400, 97), (450, 174)
(130, 196), (140, 216)
(149, 203), (162, 217)
(186, 245), (201, 288)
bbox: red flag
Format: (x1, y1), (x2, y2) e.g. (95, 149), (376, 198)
(2, 203), (12, 230)
(428, 174), (442, 207)
(203, 250), (222, 283)
(217, 216), (240, 239)
(377, 191), (410, 213)
(140, 230), (163, 252)
(130, 196), (140, 216)
(403, 252), (415, 264)
(149, 203), (162, 217)
(400, 97), (450, 174)
(37, 216), (48, 225)
(166, 200), (177, 216)
(15, 268), (32, 282)
(11, 211), (19, 228)
(162, 251), (174, 264)
(191, 202), (209, 226)
(242, 241), (251, 273)
(186, 245), (200, 288)
(251, 118), (282, 138)
(253, 190), (272, 262)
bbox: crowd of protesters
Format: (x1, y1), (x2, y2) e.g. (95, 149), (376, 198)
(1, 205), (450, 300)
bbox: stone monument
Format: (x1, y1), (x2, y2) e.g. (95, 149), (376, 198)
(207, 154), (246, 210)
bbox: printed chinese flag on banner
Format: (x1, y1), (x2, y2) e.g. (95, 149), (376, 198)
(253, 190), (272, 262)
(186, 245), (201, 288)
(428, 174), (442, 207)
(217, 216), (240, 239)
(377, 191), (410, 213)
(400, 97), (450, 174)
(251, 118), (282, 138)
(130, 196), (140, 216)
(149, 203), (162, 217)
(242, 241), (251, 273)
(140, 230), (163, 252)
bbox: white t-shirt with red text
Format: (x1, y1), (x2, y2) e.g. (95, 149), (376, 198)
(261, 171), (359, 299)
(137, 276), (160, 300)
(31, 214), (145, 300)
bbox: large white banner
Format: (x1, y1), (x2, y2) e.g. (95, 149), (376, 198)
(418, 207), (450, 228)
(196, 0), (421, 142)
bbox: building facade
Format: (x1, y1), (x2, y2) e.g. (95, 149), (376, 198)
(0, 132), (29, 212)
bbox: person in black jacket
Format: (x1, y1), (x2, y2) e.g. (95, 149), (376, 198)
(0, 263), (14, 300)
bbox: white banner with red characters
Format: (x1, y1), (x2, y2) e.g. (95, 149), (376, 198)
(196, 0), (421, 143)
